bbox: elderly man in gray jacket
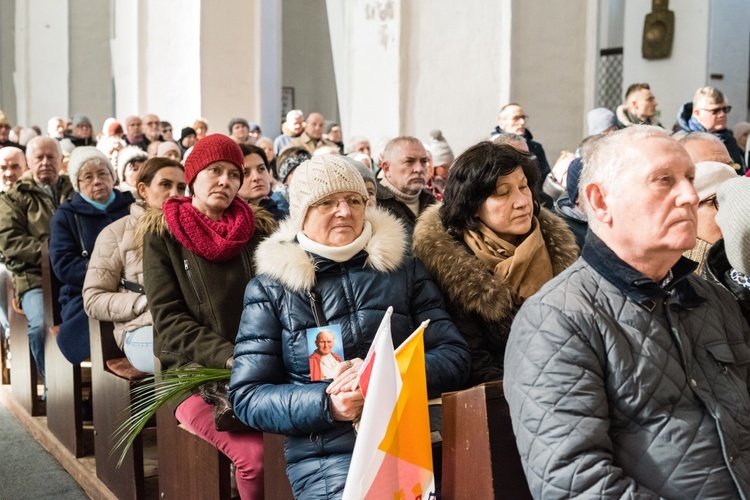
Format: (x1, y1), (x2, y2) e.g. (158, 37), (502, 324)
(504, 125), (750, 499)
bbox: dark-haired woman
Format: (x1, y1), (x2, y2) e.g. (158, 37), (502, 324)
(83, 157), (187, 372)
(141, 134), (277, 498)
(413, 141), (578, 386)
(238, 144), (289, 220)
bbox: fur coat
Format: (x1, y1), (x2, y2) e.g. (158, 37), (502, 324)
(413, 204), (579, 385)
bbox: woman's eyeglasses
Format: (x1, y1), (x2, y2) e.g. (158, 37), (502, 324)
(311, 196), (366, 214)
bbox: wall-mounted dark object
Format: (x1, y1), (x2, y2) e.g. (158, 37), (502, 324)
(642, 0), (674, 60)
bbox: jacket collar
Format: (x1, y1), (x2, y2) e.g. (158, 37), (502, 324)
(254, 207), (407, 292)
(582, 231), (703, 310)
(412, 204), (579, 322)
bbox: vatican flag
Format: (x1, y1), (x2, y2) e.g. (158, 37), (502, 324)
(343, 307), (435, 500)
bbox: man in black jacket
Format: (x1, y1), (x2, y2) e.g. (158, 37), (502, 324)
(375, 136), (436, 237)
(491, 103), (550, 193)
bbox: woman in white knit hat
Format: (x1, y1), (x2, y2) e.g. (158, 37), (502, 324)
(229, 154), (470, 499)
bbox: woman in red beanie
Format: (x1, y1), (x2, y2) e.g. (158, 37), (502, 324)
(140, 134), (277, 498)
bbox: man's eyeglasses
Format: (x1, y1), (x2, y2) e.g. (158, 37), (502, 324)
(510, 115), (529, 122)
(698, 106), (732, 115)
(699, 195), (719, 210)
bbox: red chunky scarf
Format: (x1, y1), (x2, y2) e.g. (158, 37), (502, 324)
(162, 196), (255, 262)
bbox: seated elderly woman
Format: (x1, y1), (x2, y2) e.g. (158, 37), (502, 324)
(413, 141), (578, 386)
(49, 147), (134, 364)
(141, 134), (276, 498)
(229, 155), (471, 499)
(82, 157), (186, 373)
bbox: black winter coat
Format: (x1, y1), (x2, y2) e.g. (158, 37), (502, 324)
(229, 208), (470, 499)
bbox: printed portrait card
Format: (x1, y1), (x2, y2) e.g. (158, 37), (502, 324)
(307, 324), (345, 381)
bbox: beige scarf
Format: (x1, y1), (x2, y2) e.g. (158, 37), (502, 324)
(463, 217), (553, 305)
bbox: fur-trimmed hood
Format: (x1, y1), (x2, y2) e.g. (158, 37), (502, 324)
(413, 204), (579, 322)
(254, 207), (407, 292)
(134, 201), (278, 257)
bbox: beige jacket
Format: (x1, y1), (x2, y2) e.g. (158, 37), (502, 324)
(82, 203), (150, 349)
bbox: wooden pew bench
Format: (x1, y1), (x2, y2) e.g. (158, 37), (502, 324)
(441, 380), (531, 499)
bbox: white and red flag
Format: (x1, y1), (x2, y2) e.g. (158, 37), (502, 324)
(343, 307), (435, 500)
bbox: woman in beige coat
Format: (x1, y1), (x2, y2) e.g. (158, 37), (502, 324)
(82, 157), (186, 372)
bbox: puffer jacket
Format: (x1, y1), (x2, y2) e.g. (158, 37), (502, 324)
(140, 205), (277, 373)
(0, 171), (73, 297)
(504, 232), (750, 499)
(229, 208), (470, 498)
(82, 203), (150, 349)
(413, 204), (578, 386)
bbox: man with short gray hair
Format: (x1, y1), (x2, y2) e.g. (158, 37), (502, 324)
(376, 136), (436, 235)
(274, 109), (306, 155)
(504, 126), (750, 498)
(0, 137), (74, 386)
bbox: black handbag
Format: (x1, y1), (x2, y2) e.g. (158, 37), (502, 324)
(199, 380), (253, 433)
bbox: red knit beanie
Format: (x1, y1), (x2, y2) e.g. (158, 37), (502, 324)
(184, 133), (245, 186)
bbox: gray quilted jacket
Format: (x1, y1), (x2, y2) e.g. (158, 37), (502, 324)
(504, 233), (750, 499)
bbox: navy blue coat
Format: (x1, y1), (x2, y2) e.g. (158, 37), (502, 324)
(229, 209), (470, 498)
(49, 190), (133, 363)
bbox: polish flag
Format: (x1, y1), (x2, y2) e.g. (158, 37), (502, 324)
(343, 307), (435, 500)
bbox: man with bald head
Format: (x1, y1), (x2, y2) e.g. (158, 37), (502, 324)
(289, 112), (337, 155)
(0, 147), (27, 192)
(0, 137), (74, 387)
(143, 114), (163, 143)
(491, 103), (550, 197)
(679, 132), (733, 165)
(0, 147), (28, 341)
(679, 132), (737, 274)
(505, 126), (750, 498)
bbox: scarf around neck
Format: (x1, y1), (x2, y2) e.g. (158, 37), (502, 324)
(380, 176), (420, 215)
(126, 133), (145, 145)
(463, 217), (553, 305)
(297, 221), (373, 263)
(162, 196), (255, 262)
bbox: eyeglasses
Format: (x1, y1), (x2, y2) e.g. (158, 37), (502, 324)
(699, 195), (719, 210)
(698, 106), (732, 115)
(510, 114), (529, 122)
(310, 195), (366, 214)
(79, 170), (112, 185)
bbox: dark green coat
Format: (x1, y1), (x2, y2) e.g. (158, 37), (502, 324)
(0, 171), (74, 298)
(140, 206), (276, 372)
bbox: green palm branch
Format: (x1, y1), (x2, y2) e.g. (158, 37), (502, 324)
(111, 367), (231, 467)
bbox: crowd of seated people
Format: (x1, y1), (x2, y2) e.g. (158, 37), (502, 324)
(1, 84), (750, 499)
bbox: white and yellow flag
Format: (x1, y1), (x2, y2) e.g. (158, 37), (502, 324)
(343, 307), (435, 500)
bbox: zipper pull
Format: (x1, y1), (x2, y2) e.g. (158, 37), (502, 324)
(184, 259), (189, 271)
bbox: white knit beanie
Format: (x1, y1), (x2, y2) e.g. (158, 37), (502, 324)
(289, 154), (368, 230)
(67, 147), (117, 192)
(426, 129), (454, 166)
(716, 177), (750, 275)
(694, 161), (737, 201)
(117, 146), (148, 183)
